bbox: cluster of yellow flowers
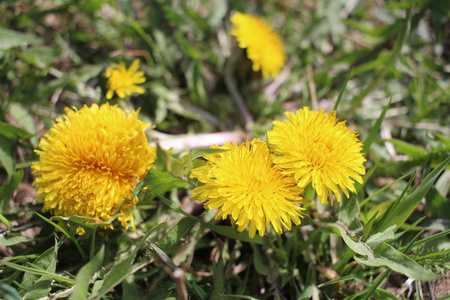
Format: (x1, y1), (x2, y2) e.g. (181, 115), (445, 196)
(189, 108), (366, 238)
(31, 12), (365, 237)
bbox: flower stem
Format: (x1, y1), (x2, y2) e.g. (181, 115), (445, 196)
(224, 56), (254, 129)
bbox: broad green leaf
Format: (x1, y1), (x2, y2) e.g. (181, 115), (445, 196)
(22, 244), (59, 300)
(17, 46), (61, 68)
(0, 235), (31, 246)
(155, 192), (265, 244)
(155, 145), (183, 174)
(70, 246), (105, 300)
(157, 217), (197, 252)
(0, 29), (42, 49)
(175, 147), (228, 178)
(89, 223), (166, 300)
(0, 122), (34, 140)
(377, 156), (450, 232)
(122, 276), (144, 300)
(0, 170), (23, 212)
(132, 167), (189, 200)
(8, 104), (38, 147)
(250, 244), (269, 276)
(362, 100), (391, 155)
(338, 194), (363, 234)
(0, 136), (14, 176)
(71, 64), (104, 82)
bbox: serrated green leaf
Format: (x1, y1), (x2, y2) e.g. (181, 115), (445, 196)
(330, 223), (440, 281)
(70, 246), (105, 300)
(354, 242), (439, 281)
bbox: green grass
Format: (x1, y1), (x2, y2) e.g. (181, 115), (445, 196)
(1, 0), (449, 299)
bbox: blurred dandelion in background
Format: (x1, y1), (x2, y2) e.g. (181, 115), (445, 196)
(104, 59), (146, 99)
(230, 12), (286, 79)
(190, 139), (306, 238)
(32, 103), (156, 232)
(268, 107), (366, 204)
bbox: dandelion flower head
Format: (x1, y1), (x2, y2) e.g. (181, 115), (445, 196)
(231, 12), (286, 78)
(190, 139), (305, 238)
(32, 103), (156, 231)
(105, 59), (146, 99)
(268, 107), (366, 204)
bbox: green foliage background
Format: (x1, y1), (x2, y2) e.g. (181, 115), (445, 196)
(0, 0), (449, 299)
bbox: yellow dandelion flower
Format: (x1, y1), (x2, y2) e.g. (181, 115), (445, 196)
(32, 103), (156, 231)
(190, 139), (305, 238)
(268, 107), (366, 204)
(230, 12), (286, 78)
(104, 59), (146, 99)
